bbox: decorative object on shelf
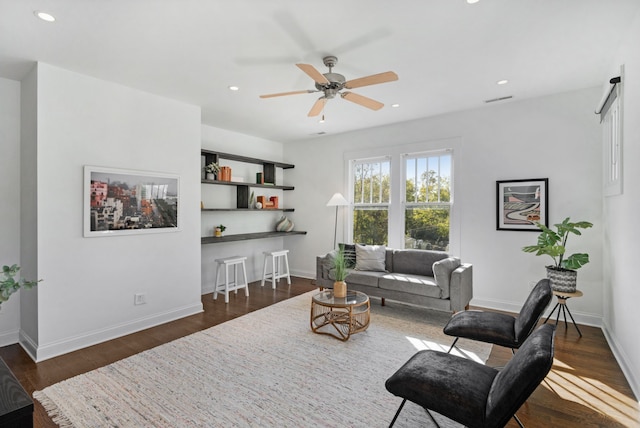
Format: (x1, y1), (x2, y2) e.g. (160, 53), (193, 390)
(331, 247), (348, 298)
(522, 217), (593, 292)
(275, 216), (294, 232)
(249, 191), (255, 209)
(219, 166), (232, 182)
(214, 224), (227, 237)
(1, 264), (42, 310)
(256, 172), (264, 184)
(255, 202), (263, 209)
(496, 178), (548, 231)
(257, 195), (277, 209)
(204, 162), (220, 180)
(326, 192), (349, 249)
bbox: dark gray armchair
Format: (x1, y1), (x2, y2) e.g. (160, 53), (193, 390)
(385, 324), (556, 428)
(443, 278), (552, 354)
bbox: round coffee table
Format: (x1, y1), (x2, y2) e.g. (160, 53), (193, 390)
(310, 290), (370, 341)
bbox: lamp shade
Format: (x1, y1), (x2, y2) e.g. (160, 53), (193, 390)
(326, 192), (349, 207)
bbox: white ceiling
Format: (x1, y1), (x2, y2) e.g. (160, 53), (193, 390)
(1, 0), (638, 143)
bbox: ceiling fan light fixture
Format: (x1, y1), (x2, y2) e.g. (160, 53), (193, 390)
(319, 114), (325, 123)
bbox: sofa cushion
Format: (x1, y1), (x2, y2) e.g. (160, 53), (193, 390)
(378, 273), (442, 298)
(392, 249), (449, 277)
(346, 270), (386, 287)
(355, 244), (387, 271)
(432, 257), (461, 299)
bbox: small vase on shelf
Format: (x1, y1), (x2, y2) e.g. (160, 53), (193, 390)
(206, 173), (215, 180)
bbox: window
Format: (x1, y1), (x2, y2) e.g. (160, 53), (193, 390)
(404, 152), (452, 251)
(348, 147), (454, 250)
(351, 158), (390, 245)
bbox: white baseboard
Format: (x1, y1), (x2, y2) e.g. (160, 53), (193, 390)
(0, 329), (20, 348)
(601, 321), (640, 400)
(471, 297), (602, 327)
(20, 303), (203, 362)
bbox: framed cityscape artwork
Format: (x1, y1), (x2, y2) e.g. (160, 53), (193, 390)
(84, 166), (180, 237)
(496, 178), (548, 231)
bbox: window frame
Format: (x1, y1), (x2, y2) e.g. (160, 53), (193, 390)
(344, 140), (459, 253)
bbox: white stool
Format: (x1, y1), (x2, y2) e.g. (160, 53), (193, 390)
(213, 256), (249, 303)
(261, 250), (291, 289)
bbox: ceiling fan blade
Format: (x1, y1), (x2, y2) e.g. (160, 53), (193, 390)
(260, 90), (316, 99)
(296, 63), (330, 84)
(308, 97), (327, 117)
(341, 92), (384, 111)
(344, 71), (398, 89)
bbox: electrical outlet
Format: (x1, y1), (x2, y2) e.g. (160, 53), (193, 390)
(134, 293), (147, 305)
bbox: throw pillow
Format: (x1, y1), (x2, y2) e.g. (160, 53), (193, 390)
(338, 243), (357, 268)
(355, 244), (387, 271)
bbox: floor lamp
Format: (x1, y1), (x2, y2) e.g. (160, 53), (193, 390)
(326, 192), (349, 249)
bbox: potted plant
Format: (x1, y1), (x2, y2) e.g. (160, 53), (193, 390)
(204, 162), (220, 180)
(332, 247), (348, 298)
(1, 264), (41, 309)
(522, 217), (593, 292)
(214, 224), (226, 237)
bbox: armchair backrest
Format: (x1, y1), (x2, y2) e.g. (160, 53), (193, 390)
(485, 324), (555, 427)
(514, 279), (553, 345)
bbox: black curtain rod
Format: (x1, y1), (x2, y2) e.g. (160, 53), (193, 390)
(595, 76), (621, 115)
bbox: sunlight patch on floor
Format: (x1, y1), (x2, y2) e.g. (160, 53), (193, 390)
(542, 357), (640, 426)
(405, 336), (484, 363)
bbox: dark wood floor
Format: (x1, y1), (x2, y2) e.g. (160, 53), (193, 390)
(1, 277), (638, 427)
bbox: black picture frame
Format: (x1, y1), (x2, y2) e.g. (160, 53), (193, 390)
(496, 178), (548, 231)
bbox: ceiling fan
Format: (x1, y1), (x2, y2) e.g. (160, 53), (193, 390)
(259, 56), (398, 117)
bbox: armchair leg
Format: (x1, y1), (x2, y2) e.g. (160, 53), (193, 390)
(388, 399), (406, 428)
(447, 337), (459, 354)
(513, 414), (525, 428)
(425, 409), (442, 428)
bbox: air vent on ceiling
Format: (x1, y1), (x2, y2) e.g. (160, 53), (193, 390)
(484, 95), (513, 103)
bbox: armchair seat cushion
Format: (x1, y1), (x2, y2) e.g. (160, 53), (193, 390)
(385, 349), (497, 427)
(444, 311), (517, 349)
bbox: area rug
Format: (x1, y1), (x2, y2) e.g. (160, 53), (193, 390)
(34, 292), (491, 427)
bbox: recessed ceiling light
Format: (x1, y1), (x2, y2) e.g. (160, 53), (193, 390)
(466, 0), (480, 4)
(497, 79), (509, 85)
(228, 85), (239, 91)
(391, 103), (400, 108)
(34, 11), (56, 22)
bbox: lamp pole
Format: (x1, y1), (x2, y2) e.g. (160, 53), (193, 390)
(326, 193), (349, 249)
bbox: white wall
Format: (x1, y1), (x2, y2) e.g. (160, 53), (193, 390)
(0, 77), (22, 345)
(603, 9), (640, 398)
(19, 63), (203, 361)
(200, 125), (300, 292)
(286, 88), (603, 323)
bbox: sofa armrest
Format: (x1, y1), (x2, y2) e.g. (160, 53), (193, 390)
(316, 252), (337, 289)
(450, 263), (473, 312)
(433, 257), (461, 299)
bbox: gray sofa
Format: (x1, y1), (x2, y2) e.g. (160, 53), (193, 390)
(316, 246), (473, 313)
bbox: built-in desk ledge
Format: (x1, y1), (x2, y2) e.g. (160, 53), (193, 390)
(201, 231), (307, 244)
(201, 208), (295, 212)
